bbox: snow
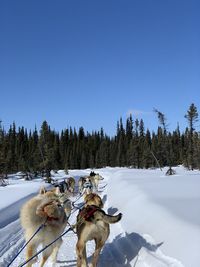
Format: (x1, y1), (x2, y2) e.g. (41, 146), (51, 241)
(0, 166), (200, 267)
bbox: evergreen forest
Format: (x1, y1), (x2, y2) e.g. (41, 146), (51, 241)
(0, 103), (200, 178)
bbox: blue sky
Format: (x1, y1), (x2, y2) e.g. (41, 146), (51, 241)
(0, 0), (200, 136)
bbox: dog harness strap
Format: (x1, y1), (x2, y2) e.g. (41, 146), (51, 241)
(80, 205), (98, 220)
(47, 216), (59, 221)
(84, 181), (92, 188)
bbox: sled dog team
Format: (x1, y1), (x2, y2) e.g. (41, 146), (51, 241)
(54, 173), (104, 196)
(20, 173), (122, 267)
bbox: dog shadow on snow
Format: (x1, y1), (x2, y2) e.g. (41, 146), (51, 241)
(98, 232), (163, 267)
(107, 206), (118, 215)
(57, 203), (163, 267)
(57, 232), (163, 267)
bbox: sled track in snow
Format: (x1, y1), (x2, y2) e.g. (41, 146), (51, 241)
(0, 193), (38, 266)
(0, 220), (25, 266)
(0, 179), (184, 267)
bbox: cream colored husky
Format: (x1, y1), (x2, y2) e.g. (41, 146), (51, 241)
(20, 187), (71, 267)
(76, 193), (122, 267)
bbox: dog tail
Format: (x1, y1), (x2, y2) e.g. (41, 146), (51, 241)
(101, 212), (122, 224)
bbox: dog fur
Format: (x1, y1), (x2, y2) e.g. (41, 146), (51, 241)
(89, 174), (104, 192)
(76, 193), (122, 267)
(66, 177), (76, 193)
(78, 176), (87, 194)
(79, 176), (98, 195)
(82, 177), (93, 196)
(84, 193), (103, 209)
(20, 187), (70, 267)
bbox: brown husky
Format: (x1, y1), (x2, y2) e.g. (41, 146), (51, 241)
(83, 193), (103, 208)
(20, 187), (71, 267)
(76, 193), (122, 267)
(66, 176), (76, 193)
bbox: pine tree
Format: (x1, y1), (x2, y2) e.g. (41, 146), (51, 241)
(116, 118), (126, 166)
(142, 129), (152, 168)
(126, 114), (133, 141)
(0, 120), (6, 176)
(171, 126), (181, 166)
(39, 121), (53, 178)
(184, 103), (198, 170)
(153, 109), (169, 166)
(153, 108), (168, 133)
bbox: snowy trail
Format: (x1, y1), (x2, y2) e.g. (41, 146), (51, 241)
(0, 219), (25, 267)
(0, 173), (185, 267)
(0, 193), (36, 229)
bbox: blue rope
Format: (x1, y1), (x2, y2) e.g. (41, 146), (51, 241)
(7, 219), (47, 267)
(18, 227), (73, 267)
(72, 192), (83, 204)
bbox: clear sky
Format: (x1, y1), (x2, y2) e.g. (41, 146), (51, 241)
(1, 0), (200, 136)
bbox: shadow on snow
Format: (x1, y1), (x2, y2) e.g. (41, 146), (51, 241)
(98, 232), (163, 267)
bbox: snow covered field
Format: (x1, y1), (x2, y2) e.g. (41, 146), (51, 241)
(0, 166), (199, 267)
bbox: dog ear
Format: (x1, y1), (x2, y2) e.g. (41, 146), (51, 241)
(39, 186), (47, 195)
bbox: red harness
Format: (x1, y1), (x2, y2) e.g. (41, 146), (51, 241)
(79, 205), (99, 221)
(47, 216), (59, 221)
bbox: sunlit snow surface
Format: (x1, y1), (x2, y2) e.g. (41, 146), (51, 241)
(0, 166), (199, 267)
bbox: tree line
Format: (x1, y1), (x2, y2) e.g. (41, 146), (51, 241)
(0, 103), (199, 178)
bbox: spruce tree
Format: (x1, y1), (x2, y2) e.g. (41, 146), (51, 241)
(0, 120), (6, 176)
(184, 103), (198, 170)
(142, 129), (152, 168)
